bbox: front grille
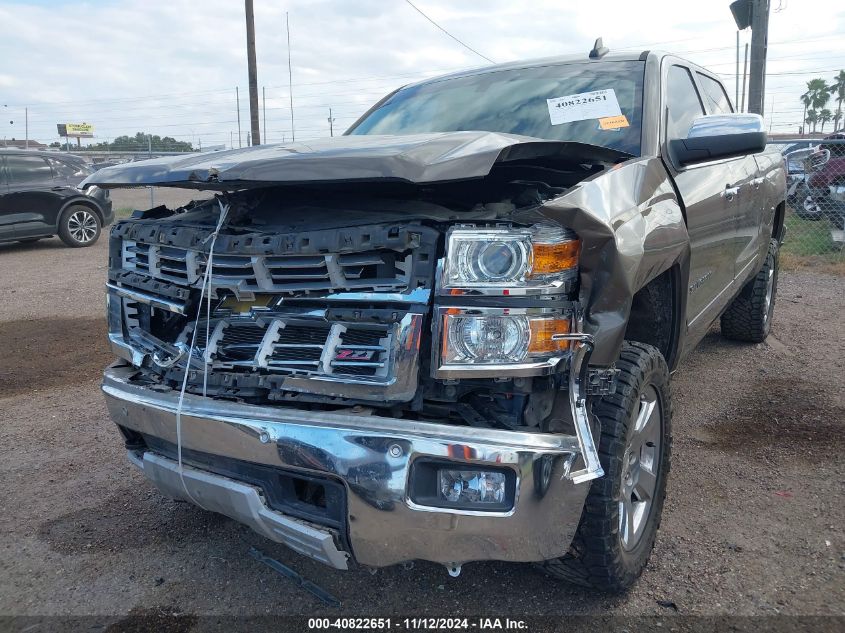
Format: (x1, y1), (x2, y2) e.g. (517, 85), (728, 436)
(112, 222), (434, 402)
(206, 317), (392, 380)
(121, 241), (412, 294)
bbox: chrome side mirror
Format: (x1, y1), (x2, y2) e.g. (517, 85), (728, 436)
(669, 113), (767, 166)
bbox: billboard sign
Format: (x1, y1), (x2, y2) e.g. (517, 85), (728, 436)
(57, 123), (94, 138)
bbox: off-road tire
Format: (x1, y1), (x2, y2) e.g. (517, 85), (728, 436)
(720, 238), (779, 343)
(58, 204), (101, 248)
(541, 342), (672, 592)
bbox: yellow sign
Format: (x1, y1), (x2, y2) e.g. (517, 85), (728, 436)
(64, 123), (94, 137)
(599, 115), (630, 130)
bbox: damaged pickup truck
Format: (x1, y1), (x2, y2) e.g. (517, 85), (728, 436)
(89, 49), (786, 590)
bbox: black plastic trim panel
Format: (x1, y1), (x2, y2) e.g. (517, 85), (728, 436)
(141, 434), (349, 534)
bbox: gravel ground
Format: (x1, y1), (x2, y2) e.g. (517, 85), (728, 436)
(0, 234), (843, 623)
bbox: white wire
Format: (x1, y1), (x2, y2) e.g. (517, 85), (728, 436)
(174, 198), (230, 508)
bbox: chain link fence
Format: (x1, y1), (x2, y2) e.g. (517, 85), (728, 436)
(776, 137), (845, 273)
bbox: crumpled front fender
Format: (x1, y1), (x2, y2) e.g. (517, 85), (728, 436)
(531, 157), (690, 366)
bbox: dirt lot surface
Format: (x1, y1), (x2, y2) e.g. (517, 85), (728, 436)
(0, 234), (843, 623)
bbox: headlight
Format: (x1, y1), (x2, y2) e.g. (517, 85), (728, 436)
(442, 225), (580, 292)
(440, 309), (571, 367)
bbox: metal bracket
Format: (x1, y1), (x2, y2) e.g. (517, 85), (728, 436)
(554, 333), (605, 484)
(586, 368), (619, 395)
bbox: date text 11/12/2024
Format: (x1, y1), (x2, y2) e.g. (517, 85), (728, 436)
(307, 618), (529, 630)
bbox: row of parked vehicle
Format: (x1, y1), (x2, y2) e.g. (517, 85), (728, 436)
(778, 134), (845, 238)
(0, 149), (114, 247)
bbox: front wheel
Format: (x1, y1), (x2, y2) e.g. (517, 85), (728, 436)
(541, 342), (672, 591)
(58, 205), (101, 247)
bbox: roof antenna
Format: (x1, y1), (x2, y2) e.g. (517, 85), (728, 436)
(589, 37), (609, 59)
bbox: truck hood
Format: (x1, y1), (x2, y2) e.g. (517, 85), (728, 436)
(81, 131), (631, 189)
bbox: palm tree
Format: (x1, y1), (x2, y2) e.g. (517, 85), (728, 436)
(807, 78), (831, 112)
(830, 70), (845, 132)
(801, 92), (812, 132)
(820, 109), (832, 132)
(806, 109), (819, 133)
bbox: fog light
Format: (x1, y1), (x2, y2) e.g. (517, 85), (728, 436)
(438, 469), (507, 504)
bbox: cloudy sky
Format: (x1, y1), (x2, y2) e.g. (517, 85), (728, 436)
(1, 0), (844, 149)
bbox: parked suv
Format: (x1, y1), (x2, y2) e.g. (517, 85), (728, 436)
(0, 150), (114, 247)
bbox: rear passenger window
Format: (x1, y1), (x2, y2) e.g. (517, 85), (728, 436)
(665, 65), (705, 140)
(5, 155), (53, 184)
(696, 73), (734, 114)
(49, 158), (89, 178)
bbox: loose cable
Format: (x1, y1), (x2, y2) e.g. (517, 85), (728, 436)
(174, 198), (230, 507)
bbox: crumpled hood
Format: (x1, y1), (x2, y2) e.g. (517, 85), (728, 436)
(81, 131), (630, 189)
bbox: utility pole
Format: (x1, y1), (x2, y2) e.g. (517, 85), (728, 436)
(245, 0), (260, 145)
(286, 12), (295, 142)
(747, 0), (770, 115)
(235, 87), (242, 148)
(327, 107), (335, 136)
(25, 108), (28, 149)
(735, 31), (740, 109)
(148, 134), (154, 207)
(741, 43), (749, 112)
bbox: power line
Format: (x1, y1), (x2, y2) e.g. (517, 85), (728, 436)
(402, 0), (494, 64)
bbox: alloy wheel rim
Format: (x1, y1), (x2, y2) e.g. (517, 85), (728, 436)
(68, 210), (97, 243)
(619, 384), (662, 551)
(763, 266), (775, 324)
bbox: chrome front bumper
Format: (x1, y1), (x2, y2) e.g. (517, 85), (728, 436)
(103, 364), (594, 569)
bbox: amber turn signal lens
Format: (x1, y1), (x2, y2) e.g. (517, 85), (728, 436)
(528, 318), (572, 354)
(530, 239), (581, 276)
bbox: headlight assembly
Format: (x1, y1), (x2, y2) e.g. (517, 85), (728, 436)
(438, 308), (572, 373)
(441, 225), (580, 293)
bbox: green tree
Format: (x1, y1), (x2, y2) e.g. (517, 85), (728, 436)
(81, 132), (193, 152)
(806, 109), (819, 133)
(819, 108), (832, 132)
(830, 70), (845, 132)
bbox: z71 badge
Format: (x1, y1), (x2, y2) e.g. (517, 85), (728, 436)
(335, 349), (376, 361)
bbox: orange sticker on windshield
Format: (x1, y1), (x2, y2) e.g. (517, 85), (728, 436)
(599, 115), (629, 130)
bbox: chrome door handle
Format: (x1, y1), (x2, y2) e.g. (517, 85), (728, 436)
(722, 185), (740, 201)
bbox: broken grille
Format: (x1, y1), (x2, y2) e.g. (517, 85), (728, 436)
(121, 241), (412, 294)
(204, 318), (392, 379)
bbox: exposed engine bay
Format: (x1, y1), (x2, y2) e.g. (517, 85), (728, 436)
(105, 158), (602, 432)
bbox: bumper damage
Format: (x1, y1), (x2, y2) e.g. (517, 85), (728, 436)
(104, 364), (592, 569)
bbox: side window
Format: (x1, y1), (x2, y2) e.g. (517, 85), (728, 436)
(696, 73), (734, 114)
(665, 65), (705, 140)
(6, 155), (52, 184)
(49, 158), (89, 178)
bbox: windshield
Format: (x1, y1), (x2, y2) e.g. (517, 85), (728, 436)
(349, 61), (645, 155)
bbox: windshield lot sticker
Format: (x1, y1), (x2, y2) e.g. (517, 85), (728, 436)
(599, 114), (630, 130)
(547, 89), (622, 125)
